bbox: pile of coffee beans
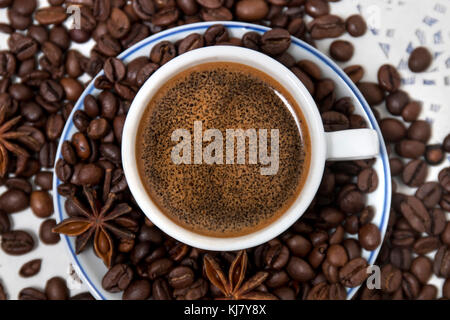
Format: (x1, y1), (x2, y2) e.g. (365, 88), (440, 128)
(0, 0), (447, 300)
(52, 24), (383, 300)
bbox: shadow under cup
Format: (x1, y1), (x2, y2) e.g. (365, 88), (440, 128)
(123, 46), (338, 251)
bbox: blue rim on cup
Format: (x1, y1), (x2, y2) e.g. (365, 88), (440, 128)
(53, 21), (392, 300)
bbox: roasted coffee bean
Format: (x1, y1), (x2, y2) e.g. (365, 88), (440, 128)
(296, 60), (321, 81)
(338, 185), (365, 214)
(326, 244), (347, 267)
(77, 163), (104, 186)
(60, 78), (84, 102)
(308, 15), (345, 40)
(70, 292), (95, 300)
(102, 264), (133, 293)
(425, 145), (444, 165)
(415, 182), (442, 209)
(416, 284), (437, 300)
(413, 236), (440, 255)
(410, 256), (432, 285)
(286, 234), (312, 257)
(286, 257), (315, 282)
(434, 246), (450, 278)
(389, 158), (404, 177)
(178, 33), (204, 54)
(345, 14), (366, 37)
(45, 277), (69, 300)
(150, 41), (176, 65)
(107, 8), (130, 39)
(104, 57), (126, 83)
(321, 111), (349, 131)
(168, 266), (194, 289)
(177, 0), (198, 15)
(72, 132), (91, 160)
(48, 26), (70, 50)
(380, 118), (406, 143)
(39, 219), (60, 245)
(35, 6), (67, 25)
(61, 142), (78, 166)
(136, 62), (159, 87)
(46, 113), (64, 141)
(380, 264), (402, 293)
(0, 211), (10, 234)
(19, 259), (42, 278)
(329, 40), (354, 62)
(378, 64), (401, 92)
(342, 239), (361, 261)
(40, 80), (64, 103)
(443, 134), (450, 152)
(396, 140), (426, 159)
(439, 168), (450, 193)
(0, 51), (16, 77)
(401, 101), (421, 122)
(235, 0), (268, 21)
(408, 47), (432, 73)
(392, 228), (416, 247)
(442, 279), (450, 300)
(30, 190), (53, 218)
(320, 207), (345, 228)
(132, 0), (155, 20)
(407, 120), (431, 143)
(12, 0), (36, 16)
(402, 159), (428, 187)
(200, 7), (232, 21)
(123, 279), (151, 300)
(8, 9), (33, 30)
(261, 28), (291, 56)
(42, 41), (63, 67)
(442, 223), (450, 246)
(8, 83), (33, 101)
(5, 178), (32, 194)
(265, 244), (290, 269)
(266, 270), (290, 288)
(153, 278), (172, 300)
(97, 34), (122, 57)
(343, 65), (364, 83)
(357, 82), (384, 106)
(18, 288), (47, 300)
(400, 196), (430, 233)
(204, 24), (228, 45)
(121, 23), (150, 49)
(152, 7), (179, 26)
(0, 189), (29, 214)
(390, 247), (412, 271)
(357, 168), (378, 193)
(8, 34), (38, 61)
(402, 272), (420, 299)
(359, 223), (381, 251)
(386, 90), (409, 115)
(339, 258), (368, 288)
(148, 258), (173, 279)
(1, 230), (34, 255)
(305, 0), (329, 18)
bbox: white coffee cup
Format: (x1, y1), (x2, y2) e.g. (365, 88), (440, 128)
(122, 46), (379, 251)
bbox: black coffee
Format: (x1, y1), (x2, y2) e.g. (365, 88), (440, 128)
(137, 62), (310, 237)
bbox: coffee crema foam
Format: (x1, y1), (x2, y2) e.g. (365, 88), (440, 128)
(136, 62), (310, 237)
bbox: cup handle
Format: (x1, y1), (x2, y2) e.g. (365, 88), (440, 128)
(325, 129), (380, 161)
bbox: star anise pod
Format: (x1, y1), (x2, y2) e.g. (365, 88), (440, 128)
(0, 105), (34, 177)
(203, 250), (277, 300)
(53, 187), (135, 267)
